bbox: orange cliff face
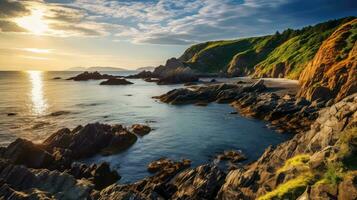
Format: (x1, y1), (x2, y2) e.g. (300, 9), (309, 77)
(298, 19), (357, 102)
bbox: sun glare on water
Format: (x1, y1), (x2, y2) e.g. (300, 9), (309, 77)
(27, 71), (47, 115)
(15, 9), (49, 35)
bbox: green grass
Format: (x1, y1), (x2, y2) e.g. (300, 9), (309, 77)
(179, 17), (355, 78)
(258, 172), (314, 200)
(277, 154), (311, 173)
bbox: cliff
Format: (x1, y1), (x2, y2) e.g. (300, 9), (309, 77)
(156, 17), (355, 80)
(298, 19), (357, 102)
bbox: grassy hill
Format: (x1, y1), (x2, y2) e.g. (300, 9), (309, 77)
(178, 17), (356, 79)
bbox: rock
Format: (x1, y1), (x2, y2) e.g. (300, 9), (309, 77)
(210, 79), (217, 82)
(0, 138), (54, 169)
(43, 123), (137, 159)
(216, 150), (247, 163)
(131, 124), (151, 136)
(195, 102), (208, 106)
(308, 86), (332, 102)
(147, 158), (191, 174)
(6, 113), (16, 116)
(168, 164), (226, 200)
(48, 110), (71, 117)
(53, 77), (61, 80)
(157, 67), (199, 85)
(67, 71), (116, 81)
(92, 162), (120, 190)
(298, 19), (357, 102)
(237, 80), (247, 84)
(184, 82), (198, 86)
(0, 160), (94, 200)
(338, 172), (357, 200)
(295, 97), (310, 106)
(250, 79), (266, 92)
(100, 78), (133, 85)
(144, 77), (159, 82)
(126, 70), (153, 79)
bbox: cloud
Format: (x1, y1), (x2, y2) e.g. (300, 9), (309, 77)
(0, 20), (28, 32)
(0, 0), (356, 45)
(0, 0), (30, 18)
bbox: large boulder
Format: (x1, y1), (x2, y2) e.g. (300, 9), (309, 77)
(0, 138), (54, 169)
(43, 123), (138, 159)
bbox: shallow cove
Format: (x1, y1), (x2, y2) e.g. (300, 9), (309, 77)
(0, 71), (290, 183)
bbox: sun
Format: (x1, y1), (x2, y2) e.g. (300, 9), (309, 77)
(14, 9), (49, 35)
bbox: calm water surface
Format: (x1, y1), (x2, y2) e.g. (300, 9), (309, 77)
(0, 71), (290, 182)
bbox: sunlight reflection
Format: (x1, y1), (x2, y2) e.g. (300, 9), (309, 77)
(27, 71), (47, 115)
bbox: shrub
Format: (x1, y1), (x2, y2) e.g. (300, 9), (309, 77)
(258, 172), (314, 200)
(277, 154), (311, 173)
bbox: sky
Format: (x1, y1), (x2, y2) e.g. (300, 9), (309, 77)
(0, 0), (356, 71)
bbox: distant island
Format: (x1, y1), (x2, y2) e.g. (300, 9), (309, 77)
(66, 66), (128, 71)
(136, 66), (155, 71)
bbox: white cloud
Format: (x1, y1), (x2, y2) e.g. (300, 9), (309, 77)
(2, 0), (290, 43)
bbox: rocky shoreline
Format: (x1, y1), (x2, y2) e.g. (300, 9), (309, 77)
(1, 76), (355, 199)
(154, 80), (320, 134)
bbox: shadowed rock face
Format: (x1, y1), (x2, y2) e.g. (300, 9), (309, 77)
(298, 19), (357, 102)
(217, 94), (357, 199)
(43, 123), (138, 159)
(0, 159), (94, 200)
(67, 71), (116, 81)
(99, 78), (133, 85)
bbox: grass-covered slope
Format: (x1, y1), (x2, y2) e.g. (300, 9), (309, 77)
(178, 17), (355, 79)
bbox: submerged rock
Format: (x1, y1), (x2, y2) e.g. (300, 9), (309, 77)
(99, 78), (133, 85)
(67, 71), (116, 81)
(147, 158), (191, 174)
(48, 110), (71, 117)
(216, 150), (247, 163)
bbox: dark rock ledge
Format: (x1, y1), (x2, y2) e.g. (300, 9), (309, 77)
(154, 80), (320, 133)
(67, 71), (117, 81)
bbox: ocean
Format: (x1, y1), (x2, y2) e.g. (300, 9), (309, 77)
(0, 71), (290, 182)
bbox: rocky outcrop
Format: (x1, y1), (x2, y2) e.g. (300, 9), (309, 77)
(43, 123), (138, 159)
(216, 150), (247, 163)
(155, 80), (318, 133)
(298, 19), (357, 102)
(157, 67), (198, 85)
(126, 70), (153, 79)
(167, 164), (226, 200)
(217, 93), (357, 199)
(147, 158), (191, 174)
(99, 78), (133, 85)
(0, 159), (94, 200)
(67, 71), (116, 81)
(131, 124), (152, 136)
(0, 138), (55, 169)
(153, 57), (185, 77)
